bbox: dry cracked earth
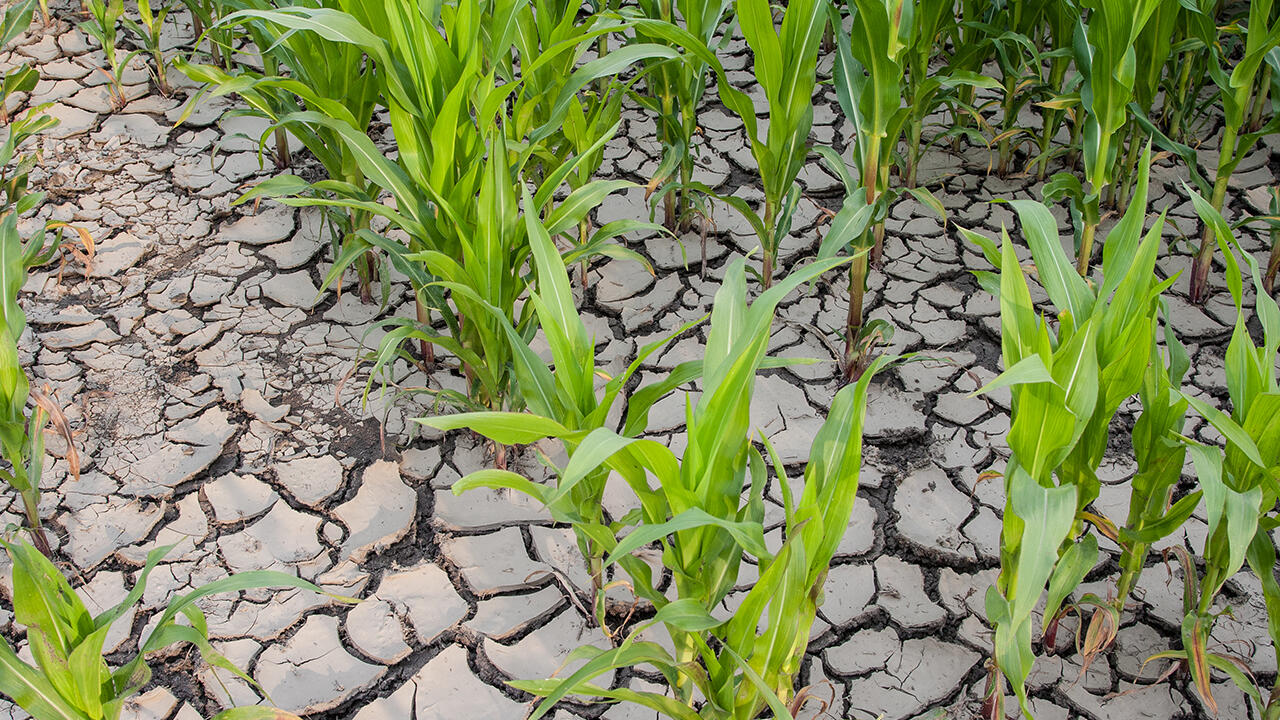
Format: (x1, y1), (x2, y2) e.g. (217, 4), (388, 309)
(3, 6), (1280, 720)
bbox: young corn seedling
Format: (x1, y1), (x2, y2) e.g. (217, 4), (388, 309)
(1106, 312), (1193, 617)
(1184, 0), (1280, 303)
(0, 83), (91, 558)
(899, 0), (995, 188)
(715, 0), (827, 287)
(1, 216), (78, 559)
(176, 4), (384, 302)
(979, 2), (1060, 177)
(421, 189), (699, 593)
(120, 0), (173, 95)
(0, 537), (344, 720)
(823, 2), (949, 380)
(824, 0), (924, 379)
(964, 146), (1177, 720)
(1050, 0), (1160, 276)
(80, 0), (138, 110)
(1140, 192), (1280, 717)
(446, 254), (885, 720)
(811, 147), (888, 381)
(629, 0), (732, 233)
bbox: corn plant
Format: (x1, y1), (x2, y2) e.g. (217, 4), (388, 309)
(506, 0), (663, 275)
(441, 254), (884, 720)
(1127, 0), (1179, 149)
(1135, 193), (1280, 717)
(508, 0), (610, 169)
(175, 3), (384, 301)
(1050, 0), (1160, 275)
(1184, 0), (1280, 303)
(1, 54), (91, 558)
(963, 146), (1177, 720)
(1105, 312), (1193, 615)
(420, 190), (701, 592)
(80, 0), (137, 110)
(224, 1), (666, 417)
(899, 0), (948, 188)
(899, 0), (995, 187)
(1156, 0), (1216, 143)
(2, 42), (57, 219)
(120, 0), (173, 95)
(830, 0), (908, 274)
(827, 0), (955, 378)
(1, 216), (72, 559)
(629, 0), (732, 233)
(0, 537), (336, 720)
(714, 0), (827, 287)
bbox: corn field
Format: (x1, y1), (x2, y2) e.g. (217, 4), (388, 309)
(0, 0), (1278, 719)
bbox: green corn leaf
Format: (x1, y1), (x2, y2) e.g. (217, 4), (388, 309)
(604, 508), (768, 567)
(719, 643), (795, 720)
(647, 597), (721, 633)
(1118, 491), (1204, 545)
(523, 641), (681, 720)
(543, 429), (652, 507)
(510, 681), (699, 720)
(1183, 395), (1266, 468)
(146, 571), (347, 649)
(535, 44), (680, 144)
(972, 354), (1055, 397)
(1190, 444), (1229, 541)
(1008, 472), (1078, 623)
(6, 539), (88, 658)
(0, 638), (86, 720)
(1005, 199), (1093, 321)
(0, 0), (36, 48)
(1043, 534), (1098, 633)
(544, 180), (634, 237)
(416, 412), (573, 446)
(452, 470), (553, 505)
(959, 226), (1002, 270)
(993, 471), (1077, 716)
